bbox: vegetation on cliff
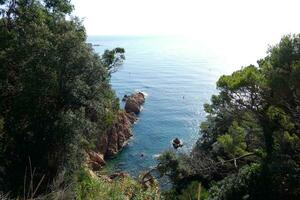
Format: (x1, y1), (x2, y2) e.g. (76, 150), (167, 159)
(75, 169), (160, 200)
(158, 34), (300, 199)
(0, 0), (154, 198)
(1, 1), (300, 200)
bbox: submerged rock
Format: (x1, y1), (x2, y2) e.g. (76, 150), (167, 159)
(172, 138), (183, 149)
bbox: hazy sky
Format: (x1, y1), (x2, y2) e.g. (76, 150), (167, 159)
(71, 0), (300, 67)
(72, 0), (300, 37)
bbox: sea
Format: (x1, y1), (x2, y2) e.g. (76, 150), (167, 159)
(87, 35), (262, 177)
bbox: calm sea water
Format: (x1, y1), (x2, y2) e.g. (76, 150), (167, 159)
(88, 35), (240, 176)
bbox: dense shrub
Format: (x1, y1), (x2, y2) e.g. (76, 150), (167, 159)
(75, 169), (160, 200)
(159, 35), (300, 199)
(207, 164), (260, 200)
(0, 0), (124, 196)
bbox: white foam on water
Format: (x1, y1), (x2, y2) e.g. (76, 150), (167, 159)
(152, 154), (161, 159)
(134, 89), (148, 98)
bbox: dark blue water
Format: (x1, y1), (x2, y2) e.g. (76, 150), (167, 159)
(88, 35), (238, 176)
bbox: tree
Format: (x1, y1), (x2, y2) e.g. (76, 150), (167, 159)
(0, 0), (124, 195)
(161, 34), (300, 199)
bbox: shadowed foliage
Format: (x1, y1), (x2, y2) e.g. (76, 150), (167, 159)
(158, 34), (300, 200)
(0, 0), (125, 196)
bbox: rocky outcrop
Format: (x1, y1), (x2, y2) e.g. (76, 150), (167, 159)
(98, 111), (137, 157)
(172, 138), (183, 149)
(86, 151), (106, 171)
(99, 92), (146, 157)
(124, 92), (145, 114)
(86, 92), (146, 171)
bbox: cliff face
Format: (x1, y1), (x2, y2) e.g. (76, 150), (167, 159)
(86, 92), (145, 171)
(98, 111), (137, 157)
(98, 92), (145, 157)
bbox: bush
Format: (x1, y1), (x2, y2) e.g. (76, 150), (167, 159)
(0, 0), (124, 195)
(75, 169), (160, 200)
(207, 164), (260, 200)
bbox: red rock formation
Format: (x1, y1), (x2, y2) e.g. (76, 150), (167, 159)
(86, 92), (146, 171)
(98, 111), (137, 157)
(124, 92), (145, 114)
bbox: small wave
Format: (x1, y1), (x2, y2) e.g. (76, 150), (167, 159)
(152, 154), (161, 159)
(134, 89), (148, 98)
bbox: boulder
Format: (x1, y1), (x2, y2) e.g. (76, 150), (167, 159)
(133, 92), (145, 104)
(125, 98), (141, 114)
(124, 92), (145, 114)
(88, 151), (106, 165)
(172, 138), (183, 149)
(87, 151), (106, 170)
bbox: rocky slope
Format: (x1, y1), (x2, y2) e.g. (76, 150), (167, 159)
(98, 111), (137, 157)
(86, 92), (145, 171)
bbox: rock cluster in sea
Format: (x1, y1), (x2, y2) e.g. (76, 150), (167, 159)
(86, 91), (145, 171)
(172, 138), (183, 149)
(123, 92), (145, 114)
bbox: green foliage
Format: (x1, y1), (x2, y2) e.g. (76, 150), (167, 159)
(162, 34), (300, 199)
(157, 151), (192, 186)
(162, 181), (208, 200)
(207, 164), (261, 200)
(0, 0), (124, 196)
(179, 181), (208, 200)
(217, 121), (247, 158)
(75, 169), (159, 200)
(217, 65), (263, 91)
(102, 47), (126, 74)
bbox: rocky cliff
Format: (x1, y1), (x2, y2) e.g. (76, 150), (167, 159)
(98, 111), (137, 157)
(86, 92), (145, 171)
